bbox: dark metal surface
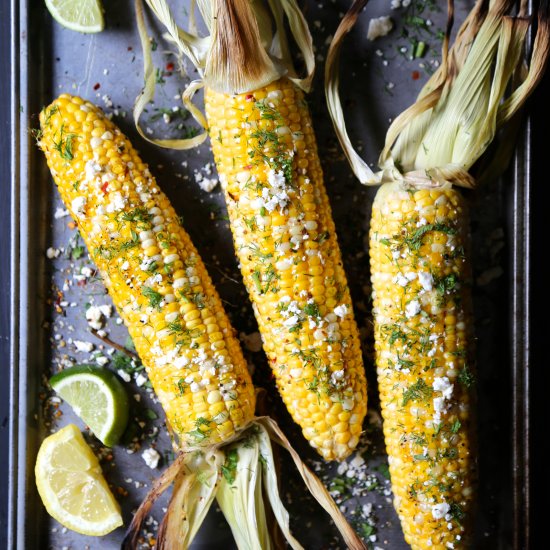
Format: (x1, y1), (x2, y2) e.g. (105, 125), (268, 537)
(1, 0), (13, 545)
(6, 0), (543, 548)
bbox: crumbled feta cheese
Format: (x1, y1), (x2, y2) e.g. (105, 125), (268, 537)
(74, 340), (94, 353)
(395, 274), (409, 287)
(260, 169), (290, 212)
(367, 16), (393, 41)
(71, 196), (86, 217)
(198, 177), (218, 192)
(142, 448), (161, 469)
(174, 356), (189, 369)
(135, 373), (148, 387)
(118, 369), (131, 383)
(85, 160), (102, 182)
(106, 192), (127, 213)
(54, 207), (69, 219)
(433, 377), (454, 400)
(396, 272), (418, 286)
(99, 305), (112, 317)
(334, 304), (348, 319)
(283, 315), (301, 328)
(433, 396), (447, 424)
(362, 503), (373, 517)
(405, 300), (421, 318)
(85, 306), (105, 330)
(81, 266), (94, 278)
(46, 247), (60, 259)
(418, 271), (434, 291)
(432, 502), (451, 520)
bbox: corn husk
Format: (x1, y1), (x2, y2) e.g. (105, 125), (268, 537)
(134, 0), (314, 149)
(123, 419), (366, 550)
(325, 0), (550, 188)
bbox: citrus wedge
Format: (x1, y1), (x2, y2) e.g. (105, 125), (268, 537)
(45, 0), (104, 33)
(50, 365), (129, 447)
(35, 424), (123, 535)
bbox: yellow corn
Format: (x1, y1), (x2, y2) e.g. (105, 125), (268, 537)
(39, 95), (255, 449)
(205, 77), (367, 461)
(370, 181), (476, 549)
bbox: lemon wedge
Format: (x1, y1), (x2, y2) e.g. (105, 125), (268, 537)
(35, 424), (123, 536)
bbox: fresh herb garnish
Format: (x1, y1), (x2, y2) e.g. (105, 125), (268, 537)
(142, 286), (163, 309)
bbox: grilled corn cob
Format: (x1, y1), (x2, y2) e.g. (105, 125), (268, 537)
(38, 95), (366, 550)
(205, 78), (366, 461)
(39, 94), (256, 448)
(370, 182), (475, 548)
(326, 0), (550, 547)
(137, 0), (367, 461)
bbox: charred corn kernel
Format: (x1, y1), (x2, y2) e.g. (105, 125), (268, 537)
(370, 181), (476, 550)
(205, 77), (367, 461)
(39, 95), (255, 449)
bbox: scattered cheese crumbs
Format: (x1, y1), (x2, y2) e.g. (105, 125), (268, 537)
(85, 307), (103, 330)
(334, 304), (348, 319)
(81, 266), (94, 278)
(118, 369), (131, 383)
(46, 247), (60, 259)
(367, 16), (393, 41)
(431, 502), (451, 520)
(142, 448), (161, 469)
(54, 207), (69, 219)
(96, 356), (109, 366)
(198, 177), (218, 192)
(135, 373), (148, 387)
(433, 396), (447, 425)
(73, 340), (94, 353)
(405, 300), (421, 318)
(391, 0), (411, 8)
(71, 196), (86, 217)
(433, 377), (454, 399)
(418, 271), (434, 291)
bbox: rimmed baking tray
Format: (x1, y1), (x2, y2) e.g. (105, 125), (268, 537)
(9, 0), (531, 547)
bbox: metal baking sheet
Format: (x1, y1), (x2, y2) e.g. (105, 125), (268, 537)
(9, 0), (531, 547)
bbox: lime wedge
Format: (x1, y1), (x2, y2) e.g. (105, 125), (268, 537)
(45, 0), (105, 33)
(35, 424), (123, 536)
(50, 365), (129, 447)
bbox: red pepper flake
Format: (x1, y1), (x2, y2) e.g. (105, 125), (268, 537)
(166, 62), (174, 72)
(54, 291), (63, 307)
(245, 94), (255, 101)
(127, 46), (133, 51)
(93, 82), (101, 91)
(412, 71), (420, 80)
(243, 164), (253, 170)
(101, 181), (109, 194)
(116, 486), (128, 497)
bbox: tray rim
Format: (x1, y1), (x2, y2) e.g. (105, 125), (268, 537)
(7, 0), (533, 547)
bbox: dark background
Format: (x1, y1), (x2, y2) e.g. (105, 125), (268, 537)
(0, 2), (546, 548)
